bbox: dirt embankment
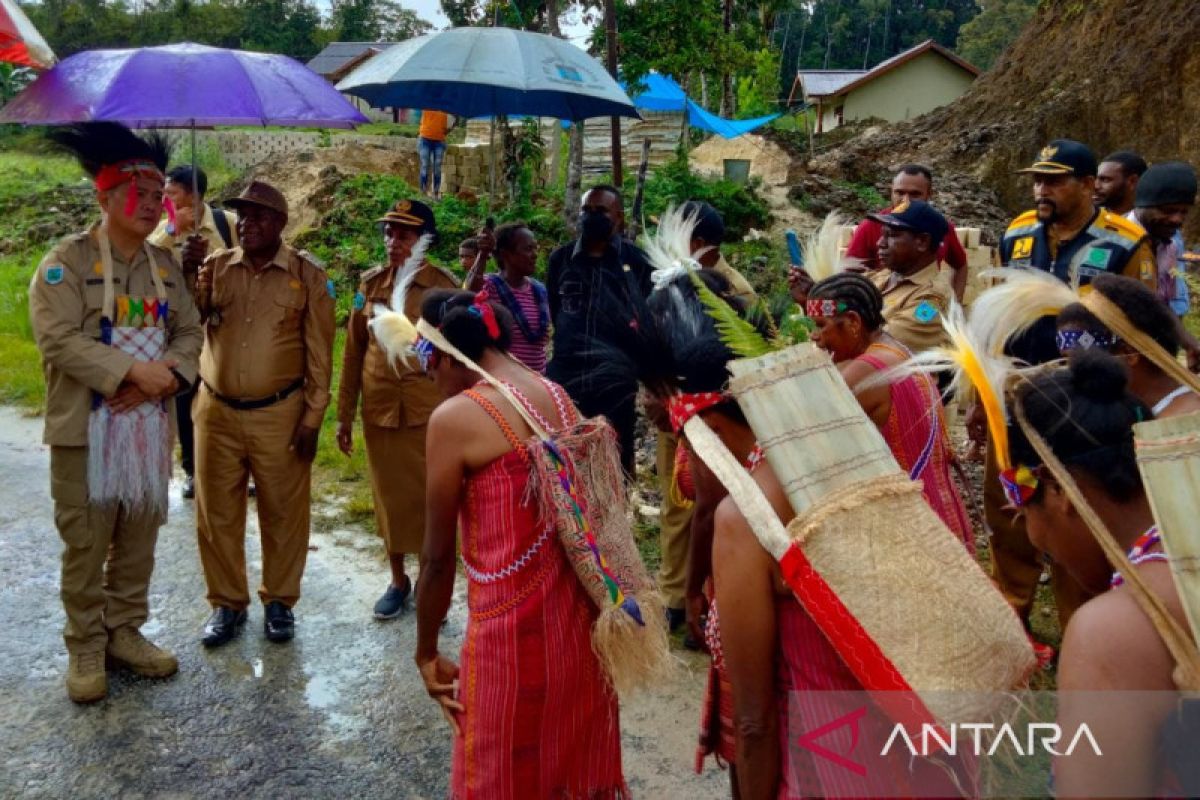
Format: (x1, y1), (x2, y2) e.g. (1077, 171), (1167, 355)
(778, 0), (1200, 242)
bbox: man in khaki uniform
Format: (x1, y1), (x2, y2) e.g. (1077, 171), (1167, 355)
(336, 200), (457, 619)
(149, 165), (239, 500)
(866, 200), (955, 355)
(30, 122), (203, 703)
(193, 181), (335, 647)
(656, 201), (759, 643)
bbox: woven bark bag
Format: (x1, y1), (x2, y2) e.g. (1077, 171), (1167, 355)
(691, 343), (1035, 726)
(416, 319), (671, 694)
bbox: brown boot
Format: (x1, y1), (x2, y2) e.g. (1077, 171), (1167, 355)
(66, 651), (107, 704)
(106, 627), (179, 678)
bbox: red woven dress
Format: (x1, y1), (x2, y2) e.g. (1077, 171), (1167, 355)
(451, 380), (627, 799)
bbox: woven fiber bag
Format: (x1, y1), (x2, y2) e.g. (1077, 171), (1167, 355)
(687, 342), (1035, 726)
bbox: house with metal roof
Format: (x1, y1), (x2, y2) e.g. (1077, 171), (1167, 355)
(307, 41), (406, 121)
(788, 40), (979, 133)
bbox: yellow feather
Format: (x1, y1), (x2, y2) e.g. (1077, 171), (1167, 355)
(971, 268), (1079, 356)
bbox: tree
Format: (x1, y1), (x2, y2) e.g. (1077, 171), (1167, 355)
(955, 0), (1036, 70)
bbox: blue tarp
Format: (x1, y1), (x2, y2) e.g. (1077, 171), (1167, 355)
(623, 72), (779, 138)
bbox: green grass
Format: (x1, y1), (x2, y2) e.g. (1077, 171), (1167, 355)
(0, 152), (83, 204)
(0, 251), (44, 409)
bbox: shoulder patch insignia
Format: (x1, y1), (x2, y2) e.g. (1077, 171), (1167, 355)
(326, 279), (336, 299)
(45, 265), (64, 285)
(1084, 247), (1112, 269)
(914, 301), (939, 323)
(353, 291), (365, 311)
(288, 279), (301, 290)
(1012, 236), (1033, 260)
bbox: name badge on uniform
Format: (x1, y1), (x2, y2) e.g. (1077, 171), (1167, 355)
(353, 291), (365, 311)
(914, 301), (939, 323)
(45, 265), (64, 285)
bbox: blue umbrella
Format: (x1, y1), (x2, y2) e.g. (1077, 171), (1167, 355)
(337, 27), (639, 122)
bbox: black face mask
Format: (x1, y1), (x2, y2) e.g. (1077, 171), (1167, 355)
(579, 211), (614, 243)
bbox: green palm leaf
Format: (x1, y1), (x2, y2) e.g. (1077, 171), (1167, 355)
(688, 271), (774, 359)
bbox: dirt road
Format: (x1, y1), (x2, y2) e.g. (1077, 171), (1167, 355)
(0, 407), (725, 799)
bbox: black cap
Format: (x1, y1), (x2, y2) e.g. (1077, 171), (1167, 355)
(1135, 161), (1198, 208)
(1017, 139), (1098, 177)
(679, 200), (725, 244)
(867, 199), (949, 247)
(377, 199), (437, 235)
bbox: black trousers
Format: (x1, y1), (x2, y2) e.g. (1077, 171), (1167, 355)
(176, 382), (199, 477)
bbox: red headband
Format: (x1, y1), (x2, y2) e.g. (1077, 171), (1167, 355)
(667, 391), (728, 434)
(94, 159), (164, 217)
(805, 298), (848, 318)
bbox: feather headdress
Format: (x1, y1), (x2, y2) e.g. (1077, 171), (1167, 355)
(368, 232), (434, 370)
(47, 122), (170, 177)
(641, 203), (705, 291)
(868, 300), (1020, 473)
(970, 268), (1080, 356)
(803, 211), (848, 282)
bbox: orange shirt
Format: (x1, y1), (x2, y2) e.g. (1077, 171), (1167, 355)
(418, 110), (450, 141)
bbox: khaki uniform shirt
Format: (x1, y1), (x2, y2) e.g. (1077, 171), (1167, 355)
(708, 254), (759, 307)
(338, 261), (458, 429)
(29, 225), (204, 446)
(197, 243), (335, 429)
(870, 261), (953, 354)
(149, 204), (239, 262)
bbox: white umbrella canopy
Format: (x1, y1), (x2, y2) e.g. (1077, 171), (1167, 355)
(338, 26), (639, 122)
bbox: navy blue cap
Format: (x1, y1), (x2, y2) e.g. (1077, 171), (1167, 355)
(868, 199), (949, 247)
(1136, 161), (1198, 208)
(1017, 139), (1098, 177)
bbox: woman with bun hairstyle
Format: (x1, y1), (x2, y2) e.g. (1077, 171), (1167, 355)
(1055, 273), (1200, 419)
(1008, 348), (1195, 797)
(412, 289), (627, 799)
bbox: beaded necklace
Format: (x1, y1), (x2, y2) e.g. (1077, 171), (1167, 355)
(1110, 525), (1167, 588)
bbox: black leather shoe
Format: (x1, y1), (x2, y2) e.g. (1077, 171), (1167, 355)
(264, 601), (294, 643)
(201, 606), (247, 648)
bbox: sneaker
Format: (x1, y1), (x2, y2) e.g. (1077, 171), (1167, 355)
(66, 651), (107, 704)
(106, 626), (179, 678)
(374, 578), (411, 620)
(181, 475), (195, 499)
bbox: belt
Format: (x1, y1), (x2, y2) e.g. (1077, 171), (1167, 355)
(204, 378), (304, 411)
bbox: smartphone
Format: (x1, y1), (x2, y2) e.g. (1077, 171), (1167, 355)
(785, 230), (803, 269)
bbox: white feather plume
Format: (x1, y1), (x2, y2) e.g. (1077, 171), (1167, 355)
(970, 267), (1079, 356)
(804, 211), (848, 282)
(641, 204), (704, 291)
(368, 232), (435, 370)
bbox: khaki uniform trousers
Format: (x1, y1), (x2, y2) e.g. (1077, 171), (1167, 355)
(364, 421), (428, 557)
(50, 446), (163, 655)
(195, 386), (311, 611)
(984, 440), (1093, 630)
(656, 430), (694, 610)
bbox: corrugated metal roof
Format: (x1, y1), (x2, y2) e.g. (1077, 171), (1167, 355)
(307, 42), (401, 78)
(796, 71), (866, 98)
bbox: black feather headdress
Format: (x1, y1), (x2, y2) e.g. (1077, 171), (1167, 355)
(47, 122), (170, 178)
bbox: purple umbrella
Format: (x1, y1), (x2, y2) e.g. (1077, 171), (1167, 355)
(0, 41), (367, 230)
(0, 41), (368, 127)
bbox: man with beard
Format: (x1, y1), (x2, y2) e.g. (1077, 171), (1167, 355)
(986, 140), (1157, 664)
(1127, 161), (1197, 317)
(193, 181), (335, 647)
(545, 185), (653, 476)
(1093, 150), (1148, 216)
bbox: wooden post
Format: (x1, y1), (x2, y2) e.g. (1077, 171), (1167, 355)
(604, 0), (622, 185)
(628, 138), (652, 238)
